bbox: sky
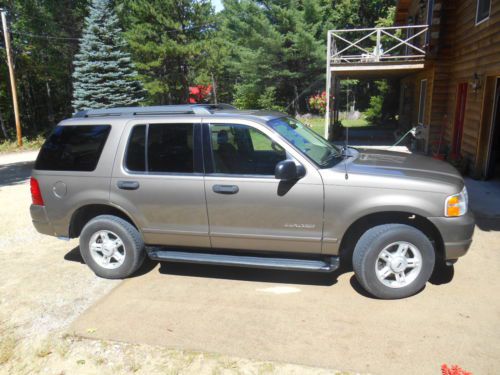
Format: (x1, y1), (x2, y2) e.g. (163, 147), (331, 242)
(211, 0), (224, 12)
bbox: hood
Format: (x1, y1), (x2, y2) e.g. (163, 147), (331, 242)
(343, 148), (464, 193)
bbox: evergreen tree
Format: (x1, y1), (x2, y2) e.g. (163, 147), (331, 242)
(72, 0), (144, 111)
(117, 0), (215, 104)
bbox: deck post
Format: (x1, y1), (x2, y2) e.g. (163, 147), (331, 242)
(375, 28), (381, 62)
(325, 30), (332, 140)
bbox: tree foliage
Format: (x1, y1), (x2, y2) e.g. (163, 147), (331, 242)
(72, 0), (144, 111)
(117, 0), (216, 104)
(0, 0), (394, 139)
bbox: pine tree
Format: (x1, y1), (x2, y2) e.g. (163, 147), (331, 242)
(72, 0), (144, 111)
(117, 0), (215, 104)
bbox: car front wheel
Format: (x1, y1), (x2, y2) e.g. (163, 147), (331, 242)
(352, 224), (435, 299)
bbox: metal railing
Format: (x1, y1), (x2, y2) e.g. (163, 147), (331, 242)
(328, 25), (429, 64)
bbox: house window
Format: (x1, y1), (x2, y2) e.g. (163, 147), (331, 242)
(418, 79), (427, 125)
(476, 0), (491, 25)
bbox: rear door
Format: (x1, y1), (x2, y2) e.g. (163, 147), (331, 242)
(203, 119), (324, 254)
(110, 118), (210, 248)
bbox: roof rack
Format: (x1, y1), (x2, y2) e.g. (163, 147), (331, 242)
(73, 103), (236, 118)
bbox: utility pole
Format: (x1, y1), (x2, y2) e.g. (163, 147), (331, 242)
(1, 10), (22, 147)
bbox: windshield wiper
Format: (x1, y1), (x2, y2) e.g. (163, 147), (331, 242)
(320, 150), (342, 167)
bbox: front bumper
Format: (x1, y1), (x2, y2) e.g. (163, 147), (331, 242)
(428, 211), (475, 260)
(30, 204), (56, 236)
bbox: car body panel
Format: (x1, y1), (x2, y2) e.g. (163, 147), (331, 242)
(109, 117), (210, 248)
(31, 120), (125, 237)
(201, 117), (324, 253)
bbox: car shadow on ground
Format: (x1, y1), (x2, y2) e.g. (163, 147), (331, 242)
(0, 160), (34, 187)
(474, 216), (500, 231)
(64, 246), (159, 277)
(157, 261), (346, 287)
(64, 246), (455, 298)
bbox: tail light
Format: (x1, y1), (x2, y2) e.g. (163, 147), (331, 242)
(30, 177), (44, 206)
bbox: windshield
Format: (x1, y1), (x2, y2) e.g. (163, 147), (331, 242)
(267, 117), (341, 168)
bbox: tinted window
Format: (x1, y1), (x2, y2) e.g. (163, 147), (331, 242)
(35, 125), (111, 171)
(148, 124), (194, 173)
(210, 124), (286, 175)
(125, 125), (146, 172)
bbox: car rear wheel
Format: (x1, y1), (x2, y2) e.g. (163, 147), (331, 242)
(352, 224), (435, 299)
(79, 215), (145, 279)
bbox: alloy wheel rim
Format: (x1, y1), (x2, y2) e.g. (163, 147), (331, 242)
(89, 230), (126, 269)
(375, 241), (422, 288)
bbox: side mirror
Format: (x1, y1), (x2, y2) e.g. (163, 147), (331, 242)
(274, 160), (305, 180)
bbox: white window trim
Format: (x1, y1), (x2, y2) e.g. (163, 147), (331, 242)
(418, 79), (428, 126)
(475, 0), (491, 26)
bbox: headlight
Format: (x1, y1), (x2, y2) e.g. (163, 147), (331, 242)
(445, 187), (468, 217)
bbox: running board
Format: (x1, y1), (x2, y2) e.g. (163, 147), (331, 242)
(148, 249), (340, 273)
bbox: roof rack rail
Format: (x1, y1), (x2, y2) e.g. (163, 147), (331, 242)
(73, 104), (236, 118)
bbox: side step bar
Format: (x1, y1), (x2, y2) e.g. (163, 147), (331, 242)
(148, 249), (340, 273)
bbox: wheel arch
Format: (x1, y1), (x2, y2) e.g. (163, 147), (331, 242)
(69, 203), (139, 238)
(338, 211), (445, 266)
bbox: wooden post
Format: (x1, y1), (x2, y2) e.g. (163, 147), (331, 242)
(1, 10), (22, 147)
(324, 31), (332, 140)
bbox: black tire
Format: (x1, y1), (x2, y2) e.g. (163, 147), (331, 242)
(352, 224), (435, 299)
(79, 215), (145, 279)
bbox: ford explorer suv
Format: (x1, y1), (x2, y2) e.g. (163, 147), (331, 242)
(30, 104), (475, 299)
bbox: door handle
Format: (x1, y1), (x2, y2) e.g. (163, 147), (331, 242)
(213, 184), (239, 194)
(117, 180), (140, 190)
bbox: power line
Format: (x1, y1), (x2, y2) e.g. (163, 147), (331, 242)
(8, 22), (217, 42)
(10, 30), (80, 41)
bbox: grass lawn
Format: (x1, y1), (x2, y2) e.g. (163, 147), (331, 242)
(0, 136), (45, 154)
(299, 114), (369, 138)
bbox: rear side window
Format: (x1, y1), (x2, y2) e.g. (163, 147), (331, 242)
(125, 125), (146, 172)
(35, 125), (111, 171)
(124, 123), (194, 173)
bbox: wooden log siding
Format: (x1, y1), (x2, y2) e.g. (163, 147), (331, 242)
(397, 0), (500, 176)
(439, 0), (500, 174)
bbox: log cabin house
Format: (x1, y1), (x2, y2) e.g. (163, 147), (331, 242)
(325, 0), (500, 179)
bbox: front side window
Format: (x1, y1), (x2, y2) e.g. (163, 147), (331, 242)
(267, 117), (341, 168)
(35, 125), (111, 171)
(476, 0), (491, 24)
(209, 124), (286, 175)
(125, 123), (194, 173)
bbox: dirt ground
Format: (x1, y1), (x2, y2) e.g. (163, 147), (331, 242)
(1, 151), (499, 375)
(0, 152), (349, 375)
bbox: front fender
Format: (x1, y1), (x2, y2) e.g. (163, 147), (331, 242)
(322, 184), (446, 254)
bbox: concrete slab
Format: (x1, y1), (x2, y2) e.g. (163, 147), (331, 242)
(71, 226), (500, 375)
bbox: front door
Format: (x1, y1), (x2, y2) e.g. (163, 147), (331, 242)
(111, 119), (210, 248)
(203, 120), (324, 254)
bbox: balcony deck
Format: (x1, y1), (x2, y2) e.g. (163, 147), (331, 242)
(327, 25), (428, 78)
(324, 25), (429, 138)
